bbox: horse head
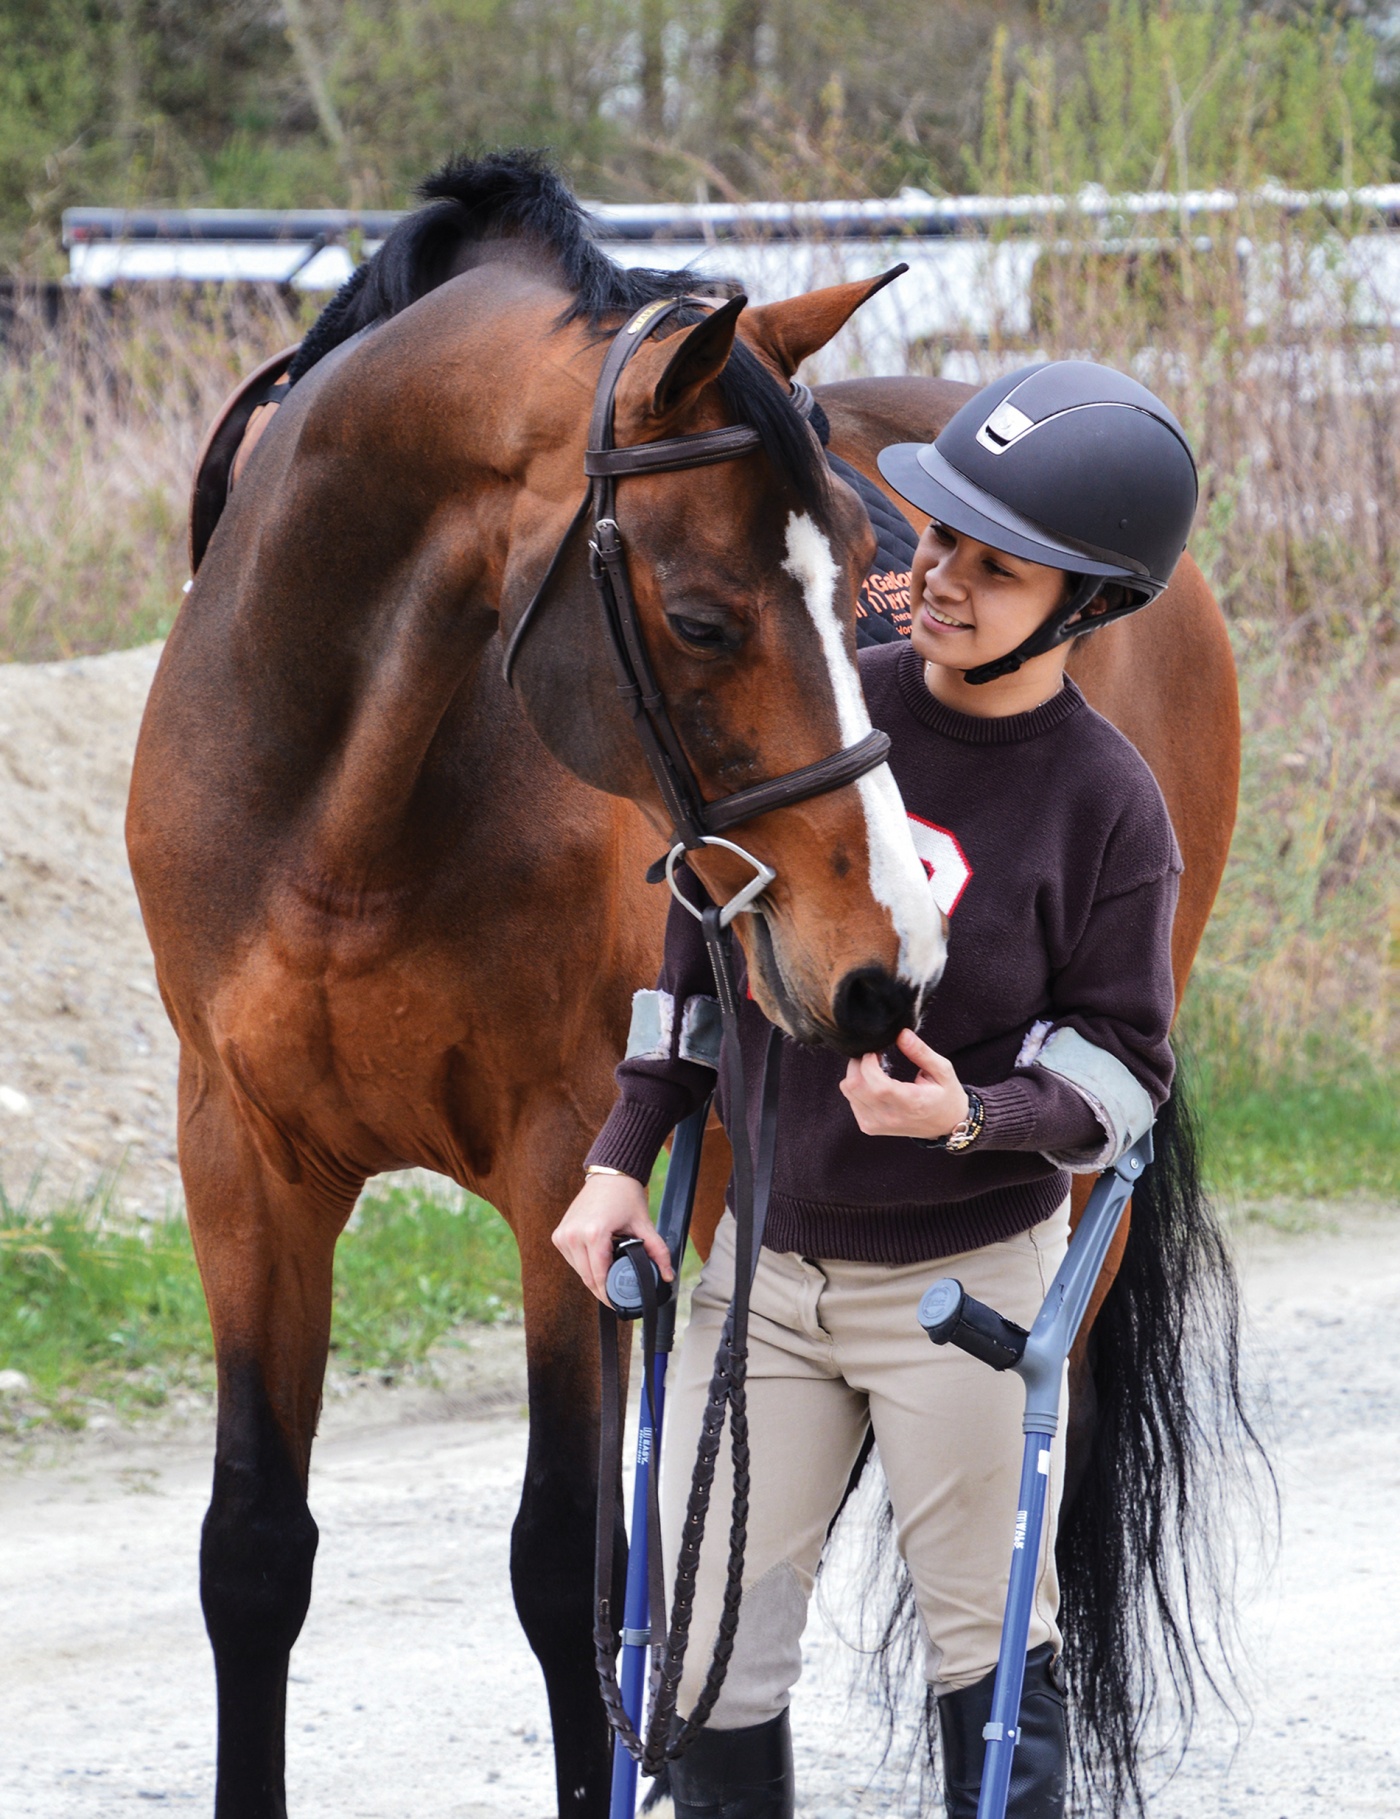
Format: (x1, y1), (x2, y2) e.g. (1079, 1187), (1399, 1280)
(502, 276), (947, 1054)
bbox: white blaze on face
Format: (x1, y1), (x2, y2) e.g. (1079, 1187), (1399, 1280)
(781, 512), (947, 986)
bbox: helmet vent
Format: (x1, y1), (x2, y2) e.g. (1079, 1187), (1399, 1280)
(976, 400), (1035, 454)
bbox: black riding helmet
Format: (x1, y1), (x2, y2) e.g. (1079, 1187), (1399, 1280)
(878, 360), (1198, 684)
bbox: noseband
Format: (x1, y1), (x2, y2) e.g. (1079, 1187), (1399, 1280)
(501, 296), (890, 924)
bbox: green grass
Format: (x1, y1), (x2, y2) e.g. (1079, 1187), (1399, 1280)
(1189, 1062), (1399, 1203)
(331, 1184), (522, 1368)
(0, 1197), (212, 1427)
(0, 1179), (523, 1433)
(2, 1055), (1394, 1434)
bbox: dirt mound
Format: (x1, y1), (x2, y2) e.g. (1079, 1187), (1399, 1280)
(0, 646), (180, 1215)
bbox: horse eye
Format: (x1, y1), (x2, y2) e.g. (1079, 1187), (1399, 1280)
(670, 615), (733, 650)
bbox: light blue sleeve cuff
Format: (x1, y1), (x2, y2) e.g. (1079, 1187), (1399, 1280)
(1018, 1022), (1156, 1173)
(624, 988), (722, 1070)
(624, 988), (674, 1060)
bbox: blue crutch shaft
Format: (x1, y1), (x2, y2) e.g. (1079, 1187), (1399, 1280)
(919, 1131), (1153, 1430)
(976, 1431), (1053, 1819)
(919, 1129), (1155, 1819)
(1012, 1129), (1153, 1435)
(608, 1349), (670, 1819)
(608, 1102), (712, 1819)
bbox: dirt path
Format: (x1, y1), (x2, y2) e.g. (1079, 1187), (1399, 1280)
(3, 1207), (1397, 1817)
(0, 646), (180, 1214)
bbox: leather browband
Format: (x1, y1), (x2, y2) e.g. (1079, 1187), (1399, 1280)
(701, 729), (891, 835)
(584, 425), (762, 478)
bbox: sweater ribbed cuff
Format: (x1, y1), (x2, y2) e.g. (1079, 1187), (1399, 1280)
(586, 1098), (677, 1185)
(971, 1078), (1042, 1150)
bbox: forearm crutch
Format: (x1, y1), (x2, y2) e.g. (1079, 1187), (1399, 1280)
(918, 1129), (1153, 1819)
(603, 1101), (712, 1819)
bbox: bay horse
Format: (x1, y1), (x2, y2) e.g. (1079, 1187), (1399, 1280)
(128, 153), (1248, 1819)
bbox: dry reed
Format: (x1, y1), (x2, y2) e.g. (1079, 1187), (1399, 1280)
(0, 287), (306, 661)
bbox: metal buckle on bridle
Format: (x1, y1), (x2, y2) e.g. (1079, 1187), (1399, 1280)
(589, 517), (621, 576)
(663, 836), (776, 928)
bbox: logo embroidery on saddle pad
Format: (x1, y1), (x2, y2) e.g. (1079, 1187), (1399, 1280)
(906, 812), (972, 918)
(857, 567), (913, 636)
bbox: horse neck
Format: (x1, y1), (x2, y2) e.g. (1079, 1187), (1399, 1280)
(207, 272), (588, 884)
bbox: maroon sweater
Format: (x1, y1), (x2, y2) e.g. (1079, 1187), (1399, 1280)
(588, 640), (1181, 1264)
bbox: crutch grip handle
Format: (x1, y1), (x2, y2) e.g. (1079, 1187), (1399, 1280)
(919, 1278), (1028, 1371)
(606, 1243), (674, 1321)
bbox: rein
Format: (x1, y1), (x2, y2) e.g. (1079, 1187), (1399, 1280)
(506, 299), (891, 1777)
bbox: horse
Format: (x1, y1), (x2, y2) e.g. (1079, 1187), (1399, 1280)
(129, 152), (1248, 1819)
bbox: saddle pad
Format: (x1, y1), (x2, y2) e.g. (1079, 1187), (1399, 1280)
(188, 344), (300, 574)
(826, 451), (917, 649)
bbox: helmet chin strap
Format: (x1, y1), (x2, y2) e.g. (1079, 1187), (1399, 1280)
(962, 573), (1126, 686)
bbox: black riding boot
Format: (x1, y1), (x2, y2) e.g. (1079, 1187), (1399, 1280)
(937, 1644), (1068, 1819)
(666, 1711), (795, 1819)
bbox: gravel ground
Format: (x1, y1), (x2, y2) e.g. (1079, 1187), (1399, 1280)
(0, 645), (180, 1215)
(1, 1205), (1397, 1818)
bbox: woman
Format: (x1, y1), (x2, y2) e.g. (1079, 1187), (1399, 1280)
(553, 360), (1198, 1819)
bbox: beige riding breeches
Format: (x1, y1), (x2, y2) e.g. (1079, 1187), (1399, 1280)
(658, 1199), (1071, 1728)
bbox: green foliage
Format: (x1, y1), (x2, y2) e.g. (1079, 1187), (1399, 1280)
(0, 0), (106, 266)
(2, 0), (1392, 270)
(0, 1178), (522, 1431)
(1187, 1055), (1399, 1201)
(0, 1187), (212, 1421)
(974, 1), (1392, 196)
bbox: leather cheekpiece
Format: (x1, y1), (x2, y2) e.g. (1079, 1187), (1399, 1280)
(667, 1711), (796, 1819)
(938, 1644), (1068, 1819)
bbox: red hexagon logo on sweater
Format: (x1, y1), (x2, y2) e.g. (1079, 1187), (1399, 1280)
(906, 813), (972, 919)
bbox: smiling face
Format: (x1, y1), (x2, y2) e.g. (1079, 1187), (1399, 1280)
(909, 518), (1069, 674)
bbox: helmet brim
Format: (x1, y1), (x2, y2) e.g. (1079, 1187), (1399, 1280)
(877, 442), (1132, 582)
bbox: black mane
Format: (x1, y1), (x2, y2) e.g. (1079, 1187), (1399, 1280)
(287, 150), (829, 517)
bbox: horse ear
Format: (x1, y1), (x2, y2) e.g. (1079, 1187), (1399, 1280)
(742, 266), (908, 378)
(648, 294), (747, 418)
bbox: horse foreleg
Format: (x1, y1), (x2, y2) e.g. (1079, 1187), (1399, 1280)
(180, 1060), (359, 1819)
(502, 1145), (621, 1819)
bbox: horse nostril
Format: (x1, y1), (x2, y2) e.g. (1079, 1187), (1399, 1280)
(832, 966), (917, 1057)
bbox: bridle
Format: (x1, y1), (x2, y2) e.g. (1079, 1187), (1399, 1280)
(502, 297), (897, 1779)
(501, 294), (890, 926)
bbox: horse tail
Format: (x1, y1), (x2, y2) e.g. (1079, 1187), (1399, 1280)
(1057, 1069), (1274, 1811)
(835, 1067), (1272, 1810)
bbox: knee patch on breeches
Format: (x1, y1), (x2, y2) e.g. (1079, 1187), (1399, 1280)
(690, 1560), (810, 1732)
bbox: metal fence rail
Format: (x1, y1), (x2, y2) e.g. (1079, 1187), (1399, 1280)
(58, 185), (1400, 377)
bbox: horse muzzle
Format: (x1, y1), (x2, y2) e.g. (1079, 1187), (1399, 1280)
(830, 963), (920, 1058)
(744, 913), (930, 1057)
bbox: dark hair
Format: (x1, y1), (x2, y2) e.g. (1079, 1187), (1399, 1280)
(288, 149), (830, 519)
